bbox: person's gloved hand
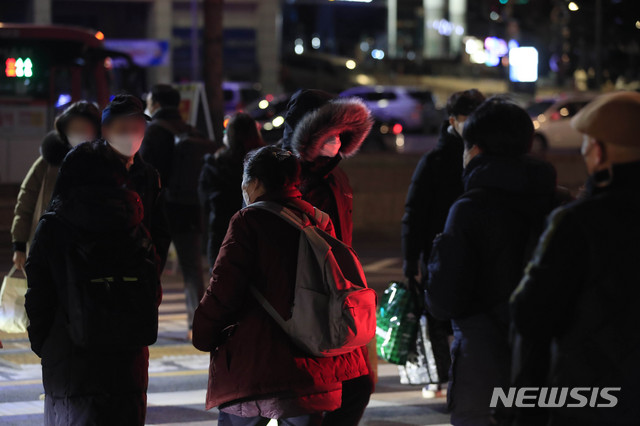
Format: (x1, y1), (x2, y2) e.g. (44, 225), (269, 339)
(403, 259), (419, 280)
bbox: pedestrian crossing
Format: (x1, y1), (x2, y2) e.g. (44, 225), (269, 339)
(0, 259), (453, 425)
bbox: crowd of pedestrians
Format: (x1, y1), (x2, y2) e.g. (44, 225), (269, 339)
(5, 82), (640, 426)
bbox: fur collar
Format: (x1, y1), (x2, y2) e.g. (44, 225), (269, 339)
(291, 98), (373, 163)
(40, 131), (70, 166)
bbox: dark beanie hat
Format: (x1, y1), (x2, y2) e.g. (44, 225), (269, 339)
(102, 94), (151, 125)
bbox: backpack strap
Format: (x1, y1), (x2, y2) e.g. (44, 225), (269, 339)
(249, 201), (312, 230)
(249, 285), (289, 326)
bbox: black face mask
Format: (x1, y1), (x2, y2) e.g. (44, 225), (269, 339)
(305, 155), (341, 177)
(586, 167), (614, 194)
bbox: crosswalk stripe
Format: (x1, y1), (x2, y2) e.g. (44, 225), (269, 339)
(363, 257), (401, 272)
(0, 391), (423, 417)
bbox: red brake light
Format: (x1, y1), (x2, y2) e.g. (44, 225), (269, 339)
(392, 123), (403, 135)
(550, 112), (561, 121)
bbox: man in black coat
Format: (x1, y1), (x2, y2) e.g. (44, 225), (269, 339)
(402, 89), (485, 394)
(141, 84), (206, 338)
(425, 98), (558, 426)
(100, 94), (170, 268)
(511, 91), (640, 426)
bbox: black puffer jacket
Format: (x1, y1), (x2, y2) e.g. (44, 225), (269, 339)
(511, 160), (640, 426)
(426, 154), (557, 425)
(25, 142), (162, 425)
(402, 121), (465, 277)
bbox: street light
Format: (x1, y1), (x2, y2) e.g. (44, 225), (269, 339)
(568, 2), (579, 12)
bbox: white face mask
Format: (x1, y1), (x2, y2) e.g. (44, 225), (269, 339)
(242, 189), (250, 207)
(454, 120), (466, 137)
(108, 133), (144, 157)
(318, 135), (341, 158)
(67, 133), (91, 147)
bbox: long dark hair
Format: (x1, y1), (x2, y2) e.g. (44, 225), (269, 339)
(217, 113), (264, 163)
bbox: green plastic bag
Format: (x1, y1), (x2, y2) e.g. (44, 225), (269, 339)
(376, 282), (418, 365)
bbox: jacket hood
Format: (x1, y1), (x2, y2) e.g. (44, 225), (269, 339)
(50, 141), (144, 233)
(54, 186), (144, 233)
(464, 154), (556, 195)
(464, 154), (558, 228)
(40, 131), (71, 166)
(290, 98), (373, 163)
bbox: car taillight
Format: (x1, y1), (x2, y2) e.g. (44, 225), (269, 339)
(550, 112), (561, 121)
(392, 123), (403, 135)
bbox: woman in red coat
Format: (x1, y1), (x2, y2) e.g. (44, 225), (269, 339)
(192, 146), (369, 425)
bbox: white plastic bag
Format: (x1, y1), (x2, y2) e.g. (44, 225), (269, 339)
(0, 266), (28, 333)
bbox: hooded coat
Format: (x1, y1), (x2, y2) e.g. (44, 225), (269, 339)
(282, 90), (375, 425)
(511, 160), (640, 426)
(426, 154), (557, 425)
(11, 131), (70, 252)
(284, 92), (373, 247)
(68, 140), (171, 269)
(25, 142), (162, 426)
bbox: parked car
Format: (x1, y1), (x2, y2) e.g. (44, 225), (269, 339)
(340, 86), (442, 134)
(223, 81), (262, 116)
(527, 94), (596, 152)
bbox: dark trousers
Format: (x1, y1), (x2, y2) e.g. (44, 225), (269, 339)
(218, 412), (322, 426)
(171, 230), (205, 329)
(321, 375), (372, 426)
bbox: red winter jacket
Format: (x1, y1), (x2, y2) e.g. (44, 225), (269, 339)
(192, 194), (369, 411)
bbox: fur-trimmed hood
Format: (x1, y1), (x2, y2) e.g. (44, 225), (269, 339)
(41, 131), (71, 167)
(290, 98), (373, 163)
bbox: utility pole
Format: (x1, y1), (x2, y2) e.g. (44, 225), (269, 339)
(594, 0), (603, 89)
(190, 0), (200, 81)
(203, 0), (224, 144)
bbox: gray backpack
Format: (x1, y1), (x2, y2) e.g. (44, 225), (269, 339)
(249, 201), (377, 357)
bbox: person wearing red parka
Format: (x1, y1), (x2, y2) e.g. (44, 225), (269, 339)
(192, 146), (369, 425)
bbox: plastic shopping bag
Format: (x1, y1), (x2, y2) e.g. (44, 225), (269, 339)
(399, 314), (443, 385)
(0, 266), (28, 333)
(376, 282), (418, 365)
